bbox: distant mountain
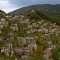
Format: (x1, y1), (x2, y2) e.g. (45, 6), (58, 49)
(8, 4), (60, 16)
(8, 4), (60, 25)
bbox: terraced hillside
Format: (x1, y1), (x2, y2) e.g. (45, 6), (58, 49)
(0, 10), (60, 60)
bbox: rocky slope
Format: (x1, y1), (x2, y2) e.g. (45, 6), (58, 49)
(0, 10), (60, 60)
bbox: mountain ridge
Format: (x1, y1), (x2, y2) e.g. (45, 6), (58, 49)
(8, 4), (60, 15)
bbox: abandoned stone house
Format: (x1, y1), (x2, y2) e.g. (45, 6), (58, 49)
(27, 28), (49, 34)
(41, 20), (45, 23)
(32, 23), (39, 27)
(28, 43), (37, 53)
(14, 43), (37, 55)
(20, 19), (29, 24)
(38, 21), (42, 24)
(0, 42), (13, 56)
(42, 28), (49, 34)
(1, 47), (10, 56)
(14, 47), (30, 55)
(17, 37), (37, 44)
(55, 30), (60, 36)
(43, 23), (48, 26)
(27, 25), (33, 29)
(0, 18), (8, 28)
(10, 24), (18, 31)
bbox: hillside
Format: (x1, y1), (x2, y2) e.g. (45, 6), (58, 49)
(0, 10), (60, 60)
(8, 4), (60, 25)
(8, 4), (60, 15)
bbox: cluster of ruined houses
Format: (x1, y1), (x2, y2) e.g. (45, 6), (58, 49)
(12, 16), (60, 34)
(0, 17), (37, 59)
(0, 15), (60, 60)
(15, 16), (60, 36)
(0, 17), (60, 36)
(0, 36), (37, 59)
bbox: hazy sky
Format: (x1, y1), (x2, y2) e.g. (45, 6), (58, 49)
(0, 0), (60, 13)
